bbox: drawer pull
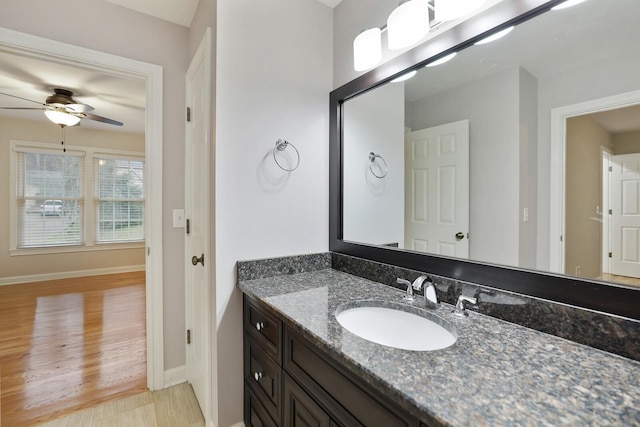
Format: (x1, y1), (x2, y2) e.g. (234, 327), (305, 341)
(254, 371), (263, 382)
(255, 321), (265, 331)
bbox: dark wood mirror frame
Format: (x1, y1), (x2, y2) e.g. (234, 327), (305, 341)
(329, 0), (640, 320)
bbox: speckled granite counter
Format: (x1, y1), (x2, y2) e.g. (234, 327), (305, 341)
(238, 268), (640, 426)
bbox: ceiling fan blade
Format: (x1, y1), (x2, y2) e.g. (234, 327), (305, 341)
(65, 103), (94, 113)
(84, 112), (123, 126)
(0, 91), (46, 106)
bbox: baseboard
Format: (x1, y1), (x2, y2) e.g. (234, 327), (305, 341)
(0, 265), (146, 286)
(164, 365), (187, 388)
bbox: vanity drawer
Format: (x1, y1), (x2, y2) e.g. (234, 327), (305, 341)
(284, 328), (419, 427)
(245, 336), (282, 424)
(245, 386), (277, 427)
(244, 295), (282, 362)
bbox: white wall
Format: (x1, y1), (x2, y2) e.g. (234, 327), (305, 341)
(343, 83), (405, 247)
(215, 0), (332, 425)
(518, 68), (538, 269)
(0, 0), (189, 375)
(406, 67), (521, 266)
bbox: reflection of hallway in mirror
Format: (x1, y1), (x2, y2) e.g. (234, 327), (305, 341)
(564, 104), (640, 282)
(0, 271), (146, 426)
(599, 273), (640, 289)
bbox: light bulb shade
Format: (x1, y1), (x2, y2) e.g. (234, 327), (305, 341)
(387, 0), (431, 50)
(353, 28), (382, 71)
(44, 110), (81, 127)
(435, 0), (486, 22)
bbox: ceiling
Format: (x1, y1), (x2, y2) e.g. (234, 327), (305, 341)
(103, 0), (343, 27)
(403, 0), (640, 133)
(0, 0), (343, 135)
(0, 49), (146, 134)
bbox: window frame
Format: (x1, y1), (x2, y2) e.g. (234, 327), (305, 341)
(9, 140), (145, 255)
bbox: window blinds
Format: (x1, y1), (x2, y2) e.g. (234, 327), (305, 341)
(16, 150), (85, 247)
(94, 157), (145, 242)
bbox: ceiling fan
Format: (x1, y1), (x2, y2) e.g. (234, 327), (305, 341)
(0, 88), (123, 127)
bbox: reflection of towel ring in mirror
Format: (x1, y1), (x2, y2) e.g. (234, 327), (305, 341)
(273, 138), (300, 171)
(369, 152), (387, 178)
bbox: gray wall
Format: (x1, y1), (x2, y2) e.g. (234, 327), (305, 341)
(343, 82), (405, 247)
(214, 0), (332, 425)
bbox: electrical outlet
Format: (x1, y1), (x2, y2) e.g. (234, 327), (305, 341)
(173, 209), (185, 228)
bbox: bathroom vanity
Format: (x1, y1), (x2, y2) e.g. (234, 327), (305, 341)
(238, 261), (640, 426)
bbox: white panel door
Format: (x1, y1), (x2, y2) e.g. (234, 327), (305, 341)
(185, 30), (211, 421)
(611, 153), (640, 278)
(405, 120), (469, 258)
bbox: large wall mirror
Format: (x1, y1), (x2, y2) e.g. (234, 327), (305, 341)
(330, 0), (640, 319)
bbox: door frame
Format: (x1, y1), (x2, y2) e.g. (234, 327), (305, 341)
(602, 148), (612, 274)
(185, 27), (212, 424)
(549, 89), (640, 274)
(0, 27), (165, 389)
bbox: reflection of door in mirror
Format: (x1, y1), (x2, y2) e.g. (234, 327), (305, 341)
(564, 104), (640, 288)
(404, 120), (469, 258)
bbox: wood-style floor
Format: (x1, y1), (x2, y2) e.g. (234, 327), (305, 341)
(0, 271), (147, 426)
(600, 272), (640, 288)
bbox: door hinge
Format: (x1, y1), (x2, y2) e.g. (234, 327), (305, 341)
(560, 235), (563, 242)
(609, 252), (612, 258)
(609, 209), (612, 215)
(187, 106), (191, 122)
(147, 247), (150, 256)
(609, 166), (612, 172)
(187, 329), (191, 344)
(186, 218), (190, 235)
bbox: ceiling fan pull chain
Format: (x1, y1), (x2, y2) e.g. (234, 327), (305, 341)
(61, 125), (66, 152)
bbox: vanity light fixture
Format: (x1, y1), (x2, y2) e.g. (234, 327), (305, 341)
(391, 70), (417, 82)
(426, 51), (457, 67)
(474, 26), (514, 45)
(551, 0), (589, 10)
(387, 0), (431, 50)
(354, 28), (383, 71)
(44, 109), (81, 127)
(353, 0), (487, 71)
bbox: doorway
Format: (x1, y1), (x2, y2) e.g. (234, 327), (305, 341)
(550, 90), (640, 287)
(0, 27), (165, 390)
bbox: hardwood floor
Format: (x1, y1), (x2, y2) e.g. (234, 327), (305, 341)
(0, 271), (147, 426)
(600, 272), (640, 288)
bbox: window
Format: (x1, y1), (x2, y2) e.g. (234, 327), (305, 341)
(11, 142), (144, 252)
(15, 149), (84, 248)
(95, 157), (145, 242)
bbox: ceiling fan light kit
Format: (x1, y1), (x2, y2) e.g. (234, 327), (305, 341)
(0, 87), (123, 128)
(44, 109), (82, 127)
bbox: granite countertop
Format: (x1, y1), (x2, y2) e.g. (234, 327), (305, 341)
(238, 269), (640, 426)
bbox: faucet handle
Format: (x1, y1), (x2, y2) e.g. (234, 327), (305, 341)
(453, 295), (477, 317)
(397, 278), (415, 301)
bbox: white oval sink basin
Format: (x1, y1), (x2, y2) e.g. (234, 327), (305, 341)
(335, 301), (457, 351)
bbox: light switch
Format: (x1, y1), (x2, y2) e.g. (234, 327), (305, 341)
(173, 209), (185, 228)
(523, 207), (529, 223)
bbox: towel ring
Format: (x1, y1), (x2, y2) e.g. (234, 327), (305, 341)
(369, 152), (387, 178)
(273, 139), (300, 171)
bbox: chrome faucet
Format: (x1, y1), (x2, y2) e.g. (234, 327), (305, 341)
(453, 295), (477, 317)
(423, 277), (439, 309)
(397, 276), (438, 308)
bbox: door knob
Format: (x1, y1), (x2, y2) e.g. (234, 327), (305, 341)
(192, 253), (204, 266)
(455, 232), (464, 241)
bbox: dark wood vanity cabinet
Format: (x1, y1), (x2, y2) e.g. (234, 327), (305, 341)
(243, 295), (426, 427)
